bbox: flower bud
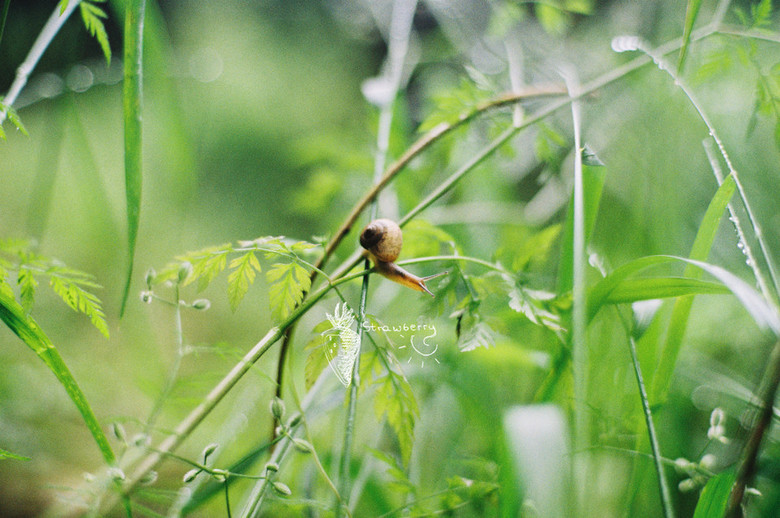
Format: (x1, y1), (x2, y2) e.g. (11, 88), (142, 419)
(183, 468), (200, 483)
(270, 397), (286, 420)
(192, 299), (211, 311)
(178, 261), (193, 283)
(272, 481), (292, 496)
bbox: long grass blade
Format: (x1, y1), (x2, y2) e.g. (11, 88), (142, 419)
(678, 0), (704, 73)
(651, 174), (736, 401)
(0, 283), (117, 467)
(119, 0), (146, 316)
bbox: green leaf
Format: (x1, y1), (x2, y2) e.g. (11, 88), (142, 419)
(226, 251), (261, 311)
(266, 262), (311, 321)
(693, 470), (736, 518)
(373, 363), (419, 465)
(0, 280), (117, 468)
(0, 447), (30, 461)
(678, 0), (704, 73)
(80, 2), (111, 66)
(651, 174), (736, 401)
(17, 267), (37, 314)
(119, 0), (145, 317)
(5, 105), (28, 136)
(304, 323), (331, 390)
(752, 0), (773, 28)
(605, 277), (731, 303)
(49, 275), (110, 338)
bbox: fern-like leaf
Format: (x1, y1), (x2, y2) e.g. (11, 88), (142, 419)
(49, 276), (109, 338)
(266, 262), (311, 321)
(374, 363), (419, 465)
(17, 268), (37, 314)
(80, 1), (111, 66)
(226, 251), (261, 311)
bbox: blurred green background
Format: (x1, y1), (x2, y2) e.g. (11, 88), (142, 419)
(1, 0), (779, 516)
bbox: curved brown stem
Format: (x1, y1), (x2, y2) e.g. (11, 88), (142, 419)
(271, 86), (567, 411)
(726, 340), (780, 517)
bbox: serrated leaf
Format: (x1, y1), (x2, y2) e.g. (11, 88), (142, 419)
(373, 364), (419, 465)
(266, 262), (311, 321)
(304, 326), (331, 389)
(17, 268), (37, 314)
(80, 2), (111, 65)
(226, 251), (260, 311)
(5, 107), (28, 137)
(0, 279), (117, 467)
(458, 320), (494, 351)
(752, 0), (773, 28)
(49, 276), (109, 338)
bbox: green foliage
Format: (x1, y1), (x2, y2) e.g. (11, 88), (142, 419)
(266, 261), (311, 321)
(0, 99), (28, 140)
(367, 343), (419, 465)
(227, 251), (261, 311)
(693, 469), (737, 518)
(153, 237), (317, 318)
(80, 1), (111, 65)
(678, 0), (704, 72)
(735, 0), (774, 29)
(0, 271), (117, 469)
(0, 240), (109, 337)
(418, 73), (497, 133)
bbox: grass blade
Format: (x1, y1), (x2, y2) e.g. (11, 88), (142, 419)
(651, 174), (736, 401)
(119, 0), (146, 316)
(605, 277), (730, 303)
(558, 149), (606, 293)
(678, 0), (704, 73)
(0, 282), (117, 467)
(694, 469), (736, 518)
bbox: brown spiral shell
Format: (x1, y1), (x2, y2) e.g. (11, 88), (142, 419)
(359, 218), (402, 262)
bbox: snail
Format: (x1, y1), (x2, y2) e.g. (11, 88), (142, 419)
(359, 218), (447, 296)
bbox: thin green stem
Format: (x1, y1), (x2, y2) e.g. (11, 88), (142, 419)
(628, 334), (675, 518)
(144, 281), (185, 431)
(563, 68), (588, 513)
(1, 0), (81, 123)
(0, 0), (10, 51)
(336, 2), (418, 515)
(630, 40), (780, 311)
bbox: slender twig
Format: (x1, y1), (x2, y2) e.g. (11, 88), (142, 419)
(726, 340), (780, 517)
(336, 3), (418, 515)
(0, 0), (81, 124)
(144, 280), (185, 432)
(628, 334), (675, 518)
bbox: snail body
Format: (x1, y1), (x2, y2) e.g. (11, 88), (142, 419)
(359, 219), (447, 296)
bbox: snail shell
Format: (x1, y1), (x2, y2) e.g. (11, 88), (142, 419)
(359, 218), (447, 297)
(359, 218), (402, 262)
